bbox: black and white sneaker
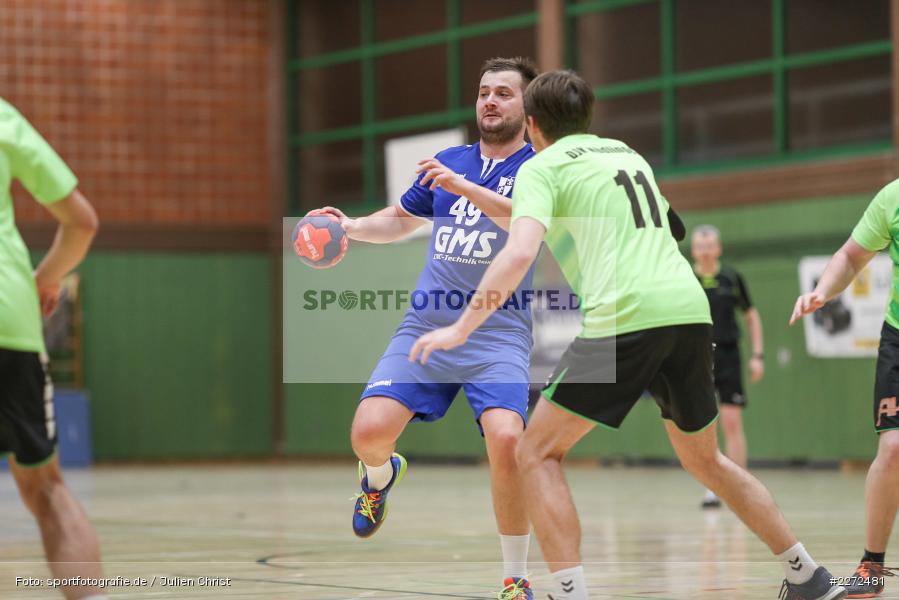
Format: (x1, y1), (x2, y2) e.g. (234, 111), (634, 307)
(779, 567), (847, 600)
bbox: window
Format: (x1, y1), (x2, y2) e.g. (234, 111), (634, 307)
(675, 0), (770, 71)
(287, 0), (536, 212)
(299, 140), (364, 212)
(593, 94), (664, 165)
(568, 0), (892, 171)
(789, 55), (892, 152)
(460, 0), (535, 25)
(375, 0), (446, 42)
(787, 0), (889, 54)
(297, 1), (360, 58)
(376, 46), (448, 120)
(461, 26), (536, 90)
(298, 62), (362, 133)
(678, 76), (775, 164)
(575, 3), (660, 85)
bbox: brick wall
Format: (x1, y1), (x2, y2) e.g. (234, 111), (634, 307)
(1, 0), (274, 226)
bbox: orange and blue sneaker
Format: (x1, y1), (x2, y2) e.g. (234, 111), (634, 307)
(352, 453), (407, 538)
(498, 577), (533, 600)
(844, 561), (895, 598)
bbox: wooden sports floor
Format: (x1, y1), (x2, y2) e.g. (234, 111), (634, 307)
(0, 463), (890, 599)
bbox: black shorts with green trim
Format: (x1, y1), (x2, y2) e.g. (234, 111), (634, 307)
(542, 323), (719, 433)
(874, 322), (899, 432)
(0, 348), (57, 466)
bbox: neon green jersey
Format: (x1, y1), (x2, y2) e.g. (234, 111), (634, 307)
(511, 134), (710, 338)
(0, 98), (78, 353)
(851, 178), (899, 330)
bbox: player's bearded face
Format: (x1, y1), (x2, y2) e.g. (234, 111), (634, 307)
(476, 71), (526, 145)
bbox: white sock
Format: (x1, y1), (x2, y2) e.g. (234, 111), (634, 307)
(500, 534), (530, 580)
(777, 542), (818, 584)
(551, 565), (588, 599)
(363, 460), (394, 491)
(703, 489), (718, 501)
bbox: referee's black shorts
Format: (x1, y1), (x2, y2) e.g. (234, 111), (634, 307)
(713, 342), (747, 408)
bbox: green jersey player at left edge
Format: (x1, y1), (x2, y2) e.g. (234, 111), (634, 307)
(0, 97), (105, 600)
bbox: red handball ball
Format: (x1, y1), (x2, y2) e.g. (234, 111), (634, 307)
(292, 213), (348, 269)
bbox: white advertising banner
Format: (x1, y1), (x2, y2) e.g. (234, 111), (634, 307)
(799, 254), (892, 358)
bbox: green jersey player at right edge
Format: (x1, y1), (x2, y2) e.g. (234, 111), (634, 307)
(409, 70), (845, 600)
(792, 179), (899, 599)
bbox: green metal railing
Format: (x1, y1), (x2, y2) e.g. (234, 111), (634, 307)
(287, 0), (892, 212)
(565, 0), (892, 169)
(287, 0), (537, 212)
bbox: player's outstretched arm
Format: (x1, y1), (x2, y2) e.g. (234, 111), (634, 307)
(789, 237), (876, 325)
(310, 205), (425, 244)
(34, 189), (99, 316)
(417, 158), (512, 230)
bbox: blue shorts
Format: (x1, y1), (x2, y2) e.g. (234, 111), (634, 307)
(360, 320), (531, 432)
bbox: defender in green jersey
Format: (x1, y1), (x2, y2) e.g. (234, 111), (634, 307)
(792, 178), (899, 598)
(0, 98), (106, 600)
(412, 71), (844, 600)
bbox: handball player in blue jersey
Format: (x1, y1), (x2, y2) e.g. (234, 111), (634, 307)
(310, 57), (539, 600)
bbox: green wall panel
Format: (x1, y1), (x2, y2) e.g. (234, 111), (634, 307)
(284, 385), (488, 457)
(284, 190), (886, 461)
(285, 384), (677, 460)
(65, 252), (273, 460)
(27, 193), (881, 462)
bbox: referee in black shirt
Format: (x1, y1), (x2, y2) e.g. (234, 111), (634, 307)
(692, 225), (765, 508)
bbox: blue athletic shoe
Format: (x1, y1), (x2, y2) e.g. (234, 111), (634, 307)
(498, 577), (533, 600)
(352, 453), (407, 538)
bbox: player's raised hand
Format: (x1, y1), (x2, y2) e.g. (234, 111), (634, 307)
(789, 291), (826, 325)
(409, 325), (467, 365)
(416, 158), (471, 196)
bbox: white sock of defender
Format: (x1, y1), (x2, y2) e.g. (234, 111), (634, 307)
(551, 565), (588, 599)
(500, 534), (530, 580)
(777, 542), (818, 584)
(364, 460), (394, 491)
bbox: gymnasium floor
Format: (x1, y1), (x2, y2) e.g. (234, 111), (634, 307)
(0, 463), (888, 599)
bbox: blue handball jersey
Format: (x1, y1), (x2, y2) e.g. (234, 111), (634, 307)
(399, 142), (536, 334)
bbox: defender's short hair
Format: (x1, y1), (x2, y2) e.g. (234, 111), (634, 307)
(523, 70), (594, 141)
